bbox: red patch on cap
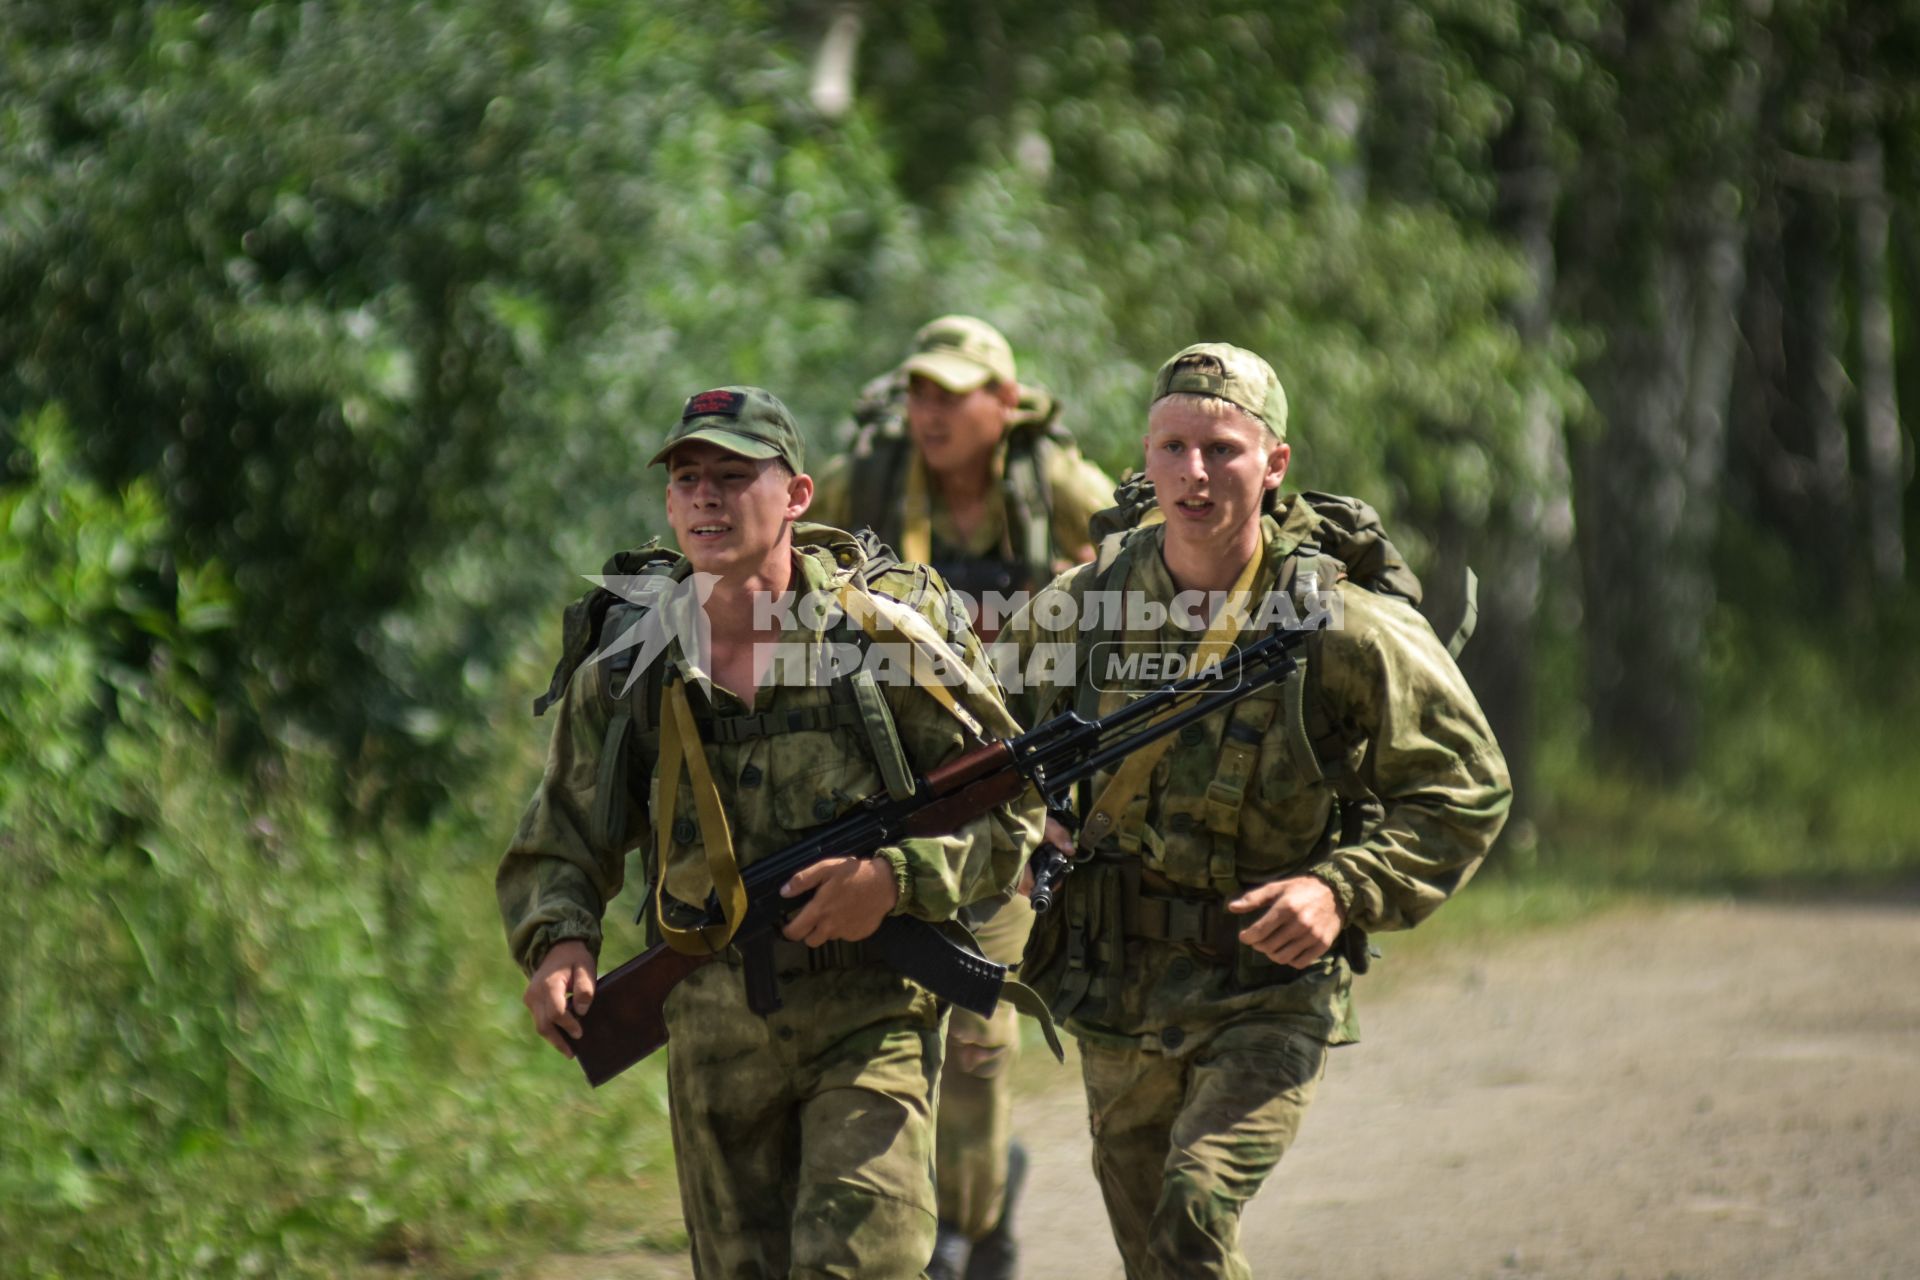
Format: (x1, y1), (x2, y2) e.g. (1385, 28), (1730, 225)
(683, 390), (745, 420)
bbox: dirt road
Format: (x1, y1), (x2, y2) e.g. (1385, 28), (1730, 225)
(539, 898), (1920, 1279)
(1016, 898), (1920, 1279)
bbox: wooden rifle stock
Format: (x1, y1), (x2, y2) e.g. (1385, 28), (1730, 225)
(569, 944), (714, 1086)
(901, 740), (1020, 838)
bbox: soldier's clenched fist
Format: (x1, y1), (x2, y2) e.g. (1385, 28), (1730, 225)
(1227, 876), (1346, 969)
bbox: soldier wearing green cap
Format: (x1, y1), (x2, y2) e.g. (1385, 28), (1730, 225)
(813, 318), (1113, 1279)
(499, 385), (1044, 1277)
(993, 344), (1512, 1279)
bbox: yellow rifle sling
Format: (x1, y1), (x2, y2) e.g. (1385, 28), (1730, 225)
(900, 454), (934, 566)
(1075, 546), (1264, 854)
(653, 677), (750, 956)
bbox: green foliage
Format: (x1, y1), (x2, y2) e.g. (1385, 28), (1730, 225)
(6, 1), (622, 814)
(1522, 593), (1920, 898)
(852, 1), (1578, 564)
(3, 0), (1916, 1273)
(0, 412), (683, 1274)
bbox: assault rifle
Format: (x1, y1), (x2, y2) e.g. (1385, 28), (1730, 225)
(568, 620), (1318, 1086)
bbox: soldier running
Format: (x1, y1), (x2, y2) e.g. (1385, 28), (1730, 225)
(499, 386), (1043, 1277)
(997, 344), (1512, 1279)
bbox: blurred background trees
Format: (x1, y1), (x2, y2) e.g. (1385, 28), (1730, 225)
(4, 1), (1917, 1272)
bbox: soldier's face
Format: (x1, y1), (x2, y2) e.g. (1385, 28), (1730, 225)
(1142, 398), (1288, 548)
(664, 442), (814, 575)
(906, 374), (1014, 477)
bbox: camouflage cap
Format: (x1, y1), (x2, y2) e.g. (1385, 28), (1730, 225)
(1150, 342), (1289, 442)
(647, 386), (806, 472)
(901, 315), (1017, 393)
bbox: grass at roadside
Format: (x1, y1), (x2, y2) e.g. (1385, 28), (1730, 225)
(13, 603), (1920, 1278)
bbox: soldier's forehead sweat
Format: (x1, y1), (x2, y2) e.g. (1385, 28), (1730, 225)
(1151, 342), (1289, 442)
(649, 385), (807, 472)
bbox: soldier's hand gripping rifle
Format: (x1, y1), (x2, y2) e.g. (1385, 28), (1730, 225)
(567, 621), (1317, 1086)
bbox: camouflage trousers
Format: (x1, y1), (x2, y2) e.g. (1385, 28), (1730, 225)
(1078, 1018), (1328, 1280)
(935, 894), (1034, 1238)
(664, 952), (947, 1279)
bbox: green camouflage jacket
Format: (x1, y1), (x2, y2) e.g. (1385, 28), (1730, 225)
(499, 529), (1045, 974)
(810, 437), (1115, 570)
(995, 508), (1511, 1049)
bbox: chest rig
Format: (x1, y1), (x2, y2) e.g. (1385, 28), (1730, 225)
(540, 527), (965, 945)
(1029, 490), (1457, 1024)
(1069, 505), (1396, 881)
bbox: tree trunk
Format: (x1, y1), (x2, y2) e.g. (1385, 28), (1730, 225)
(809, 6), (864, 121)
(1590, 223), (1751, 777)
(1457, 105), (1570, 833)
(1783, 192), (1854, 559)
(1852, 128), (1906, 587)
(1568, 10), (1764, 779)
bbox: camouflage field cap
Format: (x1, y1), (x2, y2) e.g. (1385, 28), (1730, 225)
(901, 315), (1017, 393)
(648, 385), (806, 472)
(1150, 342), (1289, 441)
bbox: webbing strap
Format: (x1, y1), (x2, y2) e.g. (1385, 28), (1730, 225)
(1004, 446), (1055, 590)
(834, 582), (986, 738)
(1202, 691), (1284, 898)
(1203, 696), (1283, 837)
(589, 708), (633, 852)
(999, 977), (1066, 1062)
(653, 678), (750, 956)
(1076, 547), (1264, 854)
(900, 454), (934, 566)
(703, 702), (862, 742)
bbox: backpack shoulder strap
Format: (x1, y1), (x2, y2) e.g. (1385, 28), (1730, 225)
(1001, 429), (1058, 591)
(841, 371), (915, 551)
(533, 539), (677, 717)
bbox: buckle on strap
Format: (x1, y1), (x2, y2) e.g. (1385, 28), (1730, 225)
(1202, 777), (1244, 835)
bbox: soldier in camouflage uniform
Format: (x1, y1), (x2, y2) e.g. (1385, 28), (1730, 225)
(813, 316), (1114, 1279)
(811, 315), (1114, 638)
(498, 386), (1043, 1278)
(996, 345), (1512, 1280)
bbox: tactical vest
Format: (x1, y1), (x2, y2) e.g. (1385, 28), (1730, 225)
(843, 375), (1073, 598)
(1027, 482), (1465, 1022)
(1068, 478), (1445, 826)
(535, 525), (960, 939)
